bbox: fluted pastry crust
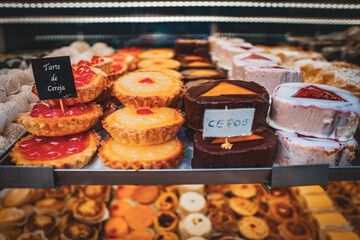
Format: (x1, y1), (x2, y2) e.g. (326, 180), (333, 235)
(61, 221), (98, 240)
(16, 102), (103, 137)
(99, 137), (185, 170)
(102, 107), (185, 145)
(92, 57), (114, 74)
(138, 48), (175, 59)
(11, 131), (100, 169)
(137, 59), (181, 70)
(112, 70), (184, 108)
(108, 64), (128, 81)
(73, 198), (106, 222)
(153, 211), (178, 233)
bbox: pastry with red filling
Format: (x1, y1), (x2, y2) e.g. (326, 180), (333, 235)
(108, 62), (128, 81)
(117, 46), (144, 56)
(77, 55), (114, 74)
(113, 70), (184, 108)
(106, 52), (139, 71)
(11, 131), (100, 168)
(17, 102), (103, 137)
(103, 107), (185, 145)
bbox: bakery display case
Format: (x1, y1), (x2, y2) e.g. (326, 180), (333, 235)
(0, 0), (360, 189)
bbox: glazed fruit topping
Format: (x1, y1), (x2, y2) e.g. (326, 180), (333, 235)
(292, 85), (346, 102)
(107, 54), (127, 63)
(139, 78), (154, 84)
(120, 47), (143, 52)
(136, 109), (154, 115)
(110, 63), (123, 74)
(154, 61), (163, 65)
(243, 54), (270, 61)
(72, 65), (96, 87)
(91, 55), (104, 64)
(19, 132), (89, 161)
(77, 60), (91, 66)
(30, 103), (92, 118)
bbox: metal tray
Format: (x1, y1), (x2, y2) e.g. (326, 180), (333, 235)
(1, 128), (359, 188)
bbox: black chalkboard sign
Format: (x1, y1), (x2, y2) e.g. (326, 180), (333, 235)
(31, 56), (78, 100)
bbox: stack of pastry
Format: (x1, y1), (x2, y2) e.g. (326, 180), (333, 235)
(268, 83), (359, 166)
(11, 64), (105, 168)
(99, 69), (185, 170)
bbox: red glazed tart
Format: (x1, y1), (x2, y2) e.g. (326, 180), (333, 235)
(17, 102), (103, 137)
(117, 47), (144, 56)
(77, 55), (114, 74)
(11, 131), (100, 168)
(106, 53), (139, 71)
(108, 62), (128, 81)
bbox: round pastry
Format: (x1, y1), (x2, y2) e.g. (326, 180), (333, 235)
(136, 68), (183, 80)
(205, 184), (229, 194)
(178, 192), (206, 217)
(266, 188), (290, 202)
(269, 202), (298, 223)
(349, 216), (360, 236)
(44, 185), (73, 199)
(73, 198), (106, 223)
(117, 47), (144, 56)
(78, 55), (114, 74)
(35, 197), (66, 215)
(124, 204), (155, 230)
(132, 185), (160, 204)
(155, 231), (179, 240)
(103, 107), (185, 145)
(16, 232), (44, 240)
(11, 131), (100, 168)
(230, 184), (257, 198)
(65, 197), (80, 213)
(124, 230), (154, 240)
(238, 216), (270, 240)
(61, 221), (98, 240)
(138, 48), (175, 59)
(0, 207), (26, 229)
(99, 136), (185, 170)
(178, 185), (205, 195)
(112, 70), (184, 108)
(264, 217), (282, 239)
(154, 211), (178, 232)
(278, 220), (313, 240)
(179, 213), (212, 240)
(79, 185), (111, 202)
(177, 55), (210, 62)
(109, 199), (133, 217)
(34, 65), (107, 106)
(108, 62), (128, 81)
(211, 232), (241, 240)
(106, 52), (139, 71)
(59, 212), (76, 227)
(206, 193), (229, 214)
(181, 61), (215, 69)
(181, 69), (225, 81)
(268, 83), (360, 141)
(327, 182), (342, 195)
(104, 217), (129, 239)
(210, 209), (237, 232)
(229, 197), (258, 216)
(137, 59), (181, 70)
(2, 188), (35, 207)
(24, 214), (57, 237)
(17, 102), (102, 137)
(0, 227), (22, 240)
(114, 185), (137, 199)
(331, 194), (356, 215)
(161, 185), (179, 195)
(155, 192), (178, 211)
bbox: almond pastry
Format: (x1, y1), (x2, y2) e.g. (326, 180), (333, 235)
(24, 214), (57, 237)
(103, 107), (184, 145)
(154, 211), (178, 233)
(155, 192), (178, 211)
(61, 221), (98, 240)
(124, 204), (155, 230)
(137, 59), (181, 70)
(229, 197), (258, 216)
(138, 48), (175, 59)
(2, 189), (35, 207)
(99, 137), (185, 170)
(132, 185), (160, 204)
(238, 216), (270, 240)
(113, 70), (184, 108)
(73, 198), (106, 222)
(11, 131), (100, 169)
(154, 232), (179, 240)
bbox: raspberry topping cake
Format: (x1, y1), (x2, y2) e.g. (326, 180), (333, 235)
(113, 70), (184, 108)
(268, 83), (360, 141)
(11, 131), (100, 168)
(17, 102), (103, 136)
(103, 107), (185, 145)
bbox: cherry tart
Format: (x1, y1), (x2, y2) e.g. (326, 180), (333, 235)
(106, 52), (139, 71)
(33, 65), (108, 106)
(138, 48), (175, 59)
(137, 59), (181, 70)
(10, 131), (100, 169)
(113, 70), (184, 108)
(117, 47), (144, 56)
(103, 107), (185, 145)
(108, 62), (128, 81)
(77, 55), (114, 74)
(17, 102), (102, 137)
(99, 136), (185, 170)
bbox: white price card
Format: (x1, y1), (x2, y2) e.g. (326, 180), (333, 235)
(203, 108), (255, 137)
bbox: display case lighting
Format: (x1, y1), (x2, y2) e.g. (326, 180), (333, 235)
(0, 16), (359, 25)
(0, 1), (359, 10)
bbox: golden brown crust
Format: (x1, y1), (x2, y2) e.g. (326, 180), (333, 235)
(92, 57), (114, 75)
(16, 102), (103, 137)
(210, 209), (237, 232)
(138, 48), (175, 59)
(73, 198), (105, 222)
(238, 216), (270, 240)
(112, 70), (184, 108)
(2, 189), (35, 208)
(35, 197), (66, 214)
(24, 214), (57, 236)
(153, 211), (178, 233)
(10, 131), (100, 169)
(99, 137), (185, 170)
(79, 185), (111, 202)
(154, 232), (179, 240)
(268, 201), (298, 224)
(102, 107), (185, 145)
(108, 64), (128, 81)
(137, 59), (181, 70)
(155, 192), (178, 211)
(135, 68), (183, 80)
(278, 220), (313, 240)
(61, 221), (98, 240)
(0, 207), (26, 225)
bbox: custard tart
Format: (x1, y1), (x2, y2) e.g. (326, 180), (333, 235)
(137, 59), (181, 70)
(24, 214), (57, 237)
(154, 211), (178, 233)
(102, 107), (184, 145)
(113, 70), (184, 108)
(73, 198), (106, 223)
(138, 48), (175, 59)
(11, 131), (100, 169)
(61, 221), (98, 240)
(17, 102), (102, 137)
(99, 137), (185, 170)
(78, 185), (111, 202)
(136, 68), (183, 80)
